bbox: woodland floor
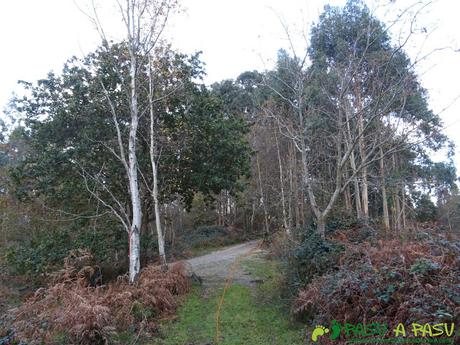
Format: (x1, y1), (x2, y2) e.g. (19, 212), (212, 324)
(150, 240), (305, 345)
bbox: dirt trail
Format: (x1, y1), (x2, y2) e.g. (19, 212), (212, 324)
(186, 240), (263, 287)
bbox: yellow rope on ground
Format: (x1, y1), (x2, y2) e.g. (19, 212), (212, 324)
(214, 242), (261, 344)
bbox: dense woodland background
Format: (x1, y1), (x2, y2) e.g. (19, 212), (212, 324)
(0, 1), (459, 344)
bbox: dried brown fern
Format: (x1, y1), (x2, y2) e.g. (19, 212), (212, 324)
(293, 232), (460, 333)
(9, 250), (191, 344)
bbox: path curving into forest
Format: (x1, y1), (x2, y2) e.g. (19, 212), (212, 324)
(185, 240), (263, 287)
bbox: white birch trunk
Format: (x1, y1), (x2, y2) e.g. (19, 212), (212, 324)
(274, 129), (289, 233)
(148, 56), (166, 268)
(152, 157), (166, 266)
(128, 57), (142, 283)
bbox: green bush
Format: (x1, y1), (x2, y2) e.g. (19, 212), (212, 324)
(4, 230), (72, 275)
(286, 228), (344, 291)
(410, 258), (441, 276)
(415, 194), (438, 222)
(324, 213), (357, 233)
(4, 224), (126, 277)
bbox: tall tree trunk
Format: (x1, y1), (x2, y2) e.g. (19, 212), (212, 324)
(148, 57), (166, 268)
(314, 124), (344, 238)
(392, 154), (401, 232)
(128, 57), (141, 283)
(354, 83), (369, 223)
(343, 170), (352, 215)
(394, 190), (401, 232)
(357, 111), (369, 223)
(300, 188), (306, 227)
(275, 129), (289, 233)
(350, 152), (362, 219)
(287, 158), (293, 229)
(380, 147), (390, 232)
(256, 154), (270, 238)
(300, 138), (322, 233)
(292, 144), (300, 229)
(250, 200), (255, 230)
(299, 95), (344, 237)
(401, 184), (406, 230)
(152, 158), (165, 266)
(317, 216), (326, 237)
(345, 107), (362, 220)
(360, 168), (369, 221)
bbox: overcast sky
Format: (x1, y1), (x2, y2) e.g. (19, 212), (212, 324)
(1, 0), (459, 167)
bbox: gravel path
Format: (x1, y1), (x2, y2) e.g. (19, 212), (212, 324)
(186, 240), (263, 287)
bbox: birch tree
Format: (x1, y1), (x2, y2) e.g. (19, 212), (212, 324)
(85, 0), (176, 282)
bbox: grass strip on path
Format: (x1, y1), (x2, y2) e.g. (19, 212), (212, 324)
(152, 255), (305, 345)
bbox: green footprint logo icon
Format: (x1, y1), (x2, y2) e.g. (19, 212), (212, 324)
(329, 320), (341, 340)
(311, 325), (329, 342)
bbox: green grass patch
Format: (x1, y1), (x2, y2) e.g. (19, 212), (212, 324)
(241, 255), (279, 279)
(241, 255), (286, 304)
(152, 256), (304, 345)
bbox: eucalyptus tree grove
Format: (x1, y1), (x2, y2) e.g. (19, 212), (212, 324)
(218, 1), (456, 237)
